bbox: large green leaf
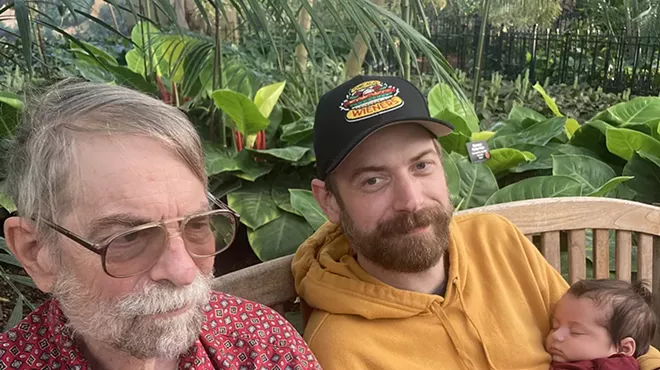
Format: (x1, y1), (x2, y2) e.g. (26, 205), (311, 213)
(289, 189), (327, 230)
(533, 83), (563, 117)
(248, 147), (309, 162)
(592, 97), (660, 127)
(204, 145), (239, 176)
(254, 81), (286, 119)
(434, 109), (470, 137)
(232, 151), (274, 182)
(438, 132), (470, 155)
(280, 118), (313, 145)
(605, 127), (660, 160)
(227, 180), (282, 229)
(486, 176), (583, 205)
(588, 177), (634, 197)
(551, 154), (616, 193)
(271, 172), (311, 215)
(428, 83), (479, 133)
(125, 49), (145, 77)
(248, 213), (314, 261)
(486, 148), (535, 176)
(441, 148), (460, 204)
(509, 144), (557, 172)
(454, 157), (499, 209)
(211, 90), (270, 136)
(623, 151), (660, 204)
(570, 120), (626, 167)
(507, 106), (546, 125)
(490, 117), (566, 149)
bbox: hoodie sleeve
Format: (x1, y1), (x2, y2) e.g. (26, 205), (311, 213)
(638, 346), (660, 370)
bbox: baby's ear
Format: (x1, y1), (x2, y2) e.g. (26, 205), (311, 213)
(618, 337), (636, 357)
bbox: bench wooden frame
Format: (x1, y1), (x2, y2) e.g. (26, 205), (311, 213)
(212, 197), (660, 346)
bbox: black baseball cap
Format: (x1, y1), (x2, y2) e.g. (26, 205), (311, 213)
(313, 75), (454, 180)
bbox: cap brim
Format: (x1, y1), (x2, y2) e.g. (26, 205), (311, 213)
(323, 117), (454, 179)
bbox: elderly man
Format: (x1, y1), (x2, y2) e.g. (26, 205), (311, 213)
(1, 80), (320, 370)
(291, 75), (660, 369)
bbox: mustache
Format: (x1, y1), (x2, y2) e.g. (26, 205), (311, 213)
(376, 206), (448, 236)
(116, 273), (212, 317)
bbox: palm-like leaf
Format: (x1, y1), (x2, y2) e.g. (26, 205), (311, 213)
(3, 0), (465, 95)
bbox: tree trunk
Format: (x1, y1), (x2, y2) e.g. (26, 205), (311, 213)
(295, 0), (313, 73)
(173, 0), (190, 29)
(344, 0), (385, 79)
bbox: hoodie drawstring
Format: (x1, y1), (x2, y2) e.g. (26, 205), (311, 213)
(453, 278), (499, 370)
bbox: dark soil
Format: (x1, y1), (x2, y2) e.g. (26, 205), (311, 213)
(0, 225), (261, 329)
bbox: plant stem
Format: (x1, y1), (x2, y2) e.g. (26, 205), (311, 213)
(401, 0), (411, 80)
(212, 0), (225, 147)
(472, 0), (492, 106)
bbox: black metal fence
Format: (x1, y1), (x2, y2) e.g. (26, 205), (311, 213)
(375, 15), (660, 95)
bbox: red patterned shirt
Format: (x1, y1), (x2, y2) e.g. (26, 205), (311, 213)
(0, 291), (321, 370)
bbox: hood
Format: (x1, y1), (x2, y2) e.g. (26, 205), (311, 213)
(291, 219), (468, 320)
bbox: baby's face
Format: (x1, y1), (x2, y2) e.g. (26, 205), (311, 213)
(546, 294), (618, 363)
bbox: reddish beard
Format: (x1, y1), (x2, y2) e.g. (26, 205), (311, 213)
(340, 204), (453, 273)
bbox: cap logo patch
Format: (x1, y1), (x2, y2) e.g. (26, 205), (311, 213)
(340, 80), (404, 122)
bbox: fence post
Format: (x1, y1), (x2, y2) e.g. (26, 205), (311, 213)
(530, 24), (539, 82)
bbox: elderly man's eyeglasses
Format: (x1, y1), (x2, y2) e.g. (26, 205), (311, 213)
(40, 193), (239, 278)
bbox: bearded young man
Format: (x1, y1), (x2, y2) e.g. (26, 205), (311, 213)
(291, 75), (660, 370)
(0, 80), (320, 370)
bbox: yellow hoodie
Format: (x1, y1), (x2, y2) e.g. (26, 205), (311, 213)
(292, 212), (660, 370)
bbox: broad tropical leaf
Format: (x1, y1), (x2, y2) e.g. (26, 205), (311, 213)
(280, 118), (314, 145)
(507, 106), (546, 125)
(438, 132), (470, 155)
(486, 176), (583, 205)
(605, 127), (660, 160)
(441, 148), (460, 204)
(271, 172), (310, 215)
(622, 151), (660, 204)
(254, 81), (286, 119)
(248, 213), (314, 261)
(227, 181), (282, 229)
(212, 90), (270, 136)
(289, 189), (327, 229)
(205, 145), (240, 176)
(232, 151), (274, 181)
(428, 83), (479, 133)
(588, 177), (635, 197)
(592, 97), (660, 127)
(490, 117), (566, 149)
(551, 154), (616, 194)
(570, 120), (626, 166)
(434, 109), (471, 137)
(486, 148), (535, 175)
(454, 157), (499, 209)
(248, 147), (309, 162)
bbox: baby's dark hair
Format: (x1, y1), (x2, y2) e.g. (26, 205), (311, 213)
(567, 279), (657, 357)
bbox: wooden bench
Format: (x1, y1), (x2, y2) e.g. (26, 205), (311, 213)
(212, 196), (660, 346)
